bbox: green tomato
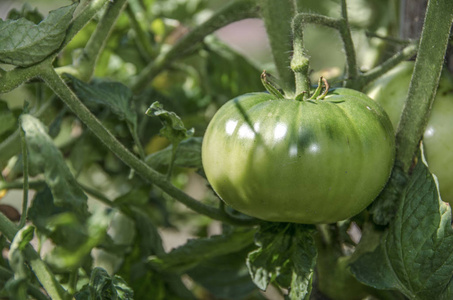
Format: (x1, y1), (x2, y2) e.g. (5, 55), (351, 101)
(366, 62), (453, 205)
(201, 89), (395, 224)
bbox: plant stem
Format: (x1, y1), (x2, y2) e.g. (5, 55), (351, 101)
(131, 0), (260, 93)
(76, 0), (128, 81)
(0, 212), (69, 300)
(40, 66), (260, 226)
(395, 0), (453, 172)
(125, 1), (156, 60)
(291, 14), (312, 97)
(358, 43), (418, 90)
(290, 12), (358, 88)
(0, 64), (42, 94)
(18, 123), (29, 229)
(77, 182), (115, 207)
(127, 122), (146, 160)
(339, 0), (359, 85)
(0, 180), (46, 191)
(259, 0), (296, 94)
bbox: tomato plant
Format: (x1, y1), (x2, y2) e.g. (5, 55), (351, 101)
(0, 0), (453, 299)
(202, 88), (395, 224)
(366, 61), (453, 204)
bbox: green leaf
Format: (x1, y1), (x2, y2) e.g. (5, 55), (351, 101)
(20, 114), (88, 217)
(75, 267), (134, 300)
(145, 101), (194, 146)
(116, 209), (194, 299)
(0, 101), (16, 136)
(5, 226), (35, 300)
(149, 228), (256, 274)
(0, 4), (76, 67)
(246, 223), (317, 300)
(6, 3), (44, 24)
(369, 165), (409, 225)
(45, 209), (113, 271)
(66, 75), (137, 130)
(351, 159), (453, 300)
(187, 245), (258, 299)
(145, 137), (202, 170)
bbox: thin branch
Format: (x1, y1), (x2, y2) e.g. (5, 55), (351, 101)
(290, 13), (358, 86)
(358, 43), (418, 89)
(125, 2), (156, 60)
(18, 121), (29, 228)
(339, 0), (359, 84)
(75, 0), (128, 81)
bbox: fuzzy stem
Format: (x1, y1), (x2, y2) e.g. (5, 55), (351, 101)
(358, 43), (418, 90)
(395, 0), (453, 171)
(291, 15), (311, 97)
(339, 0), (359, 85)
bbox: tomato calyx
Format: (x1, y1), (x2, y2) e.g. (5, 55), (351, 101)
(261, 71), (331, 103)
(309, 77), (329, 100)
(261, 70), (285, 99)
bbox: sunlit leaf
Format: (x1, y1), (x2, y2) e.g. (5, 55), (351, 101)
(246, 223), (317, 300)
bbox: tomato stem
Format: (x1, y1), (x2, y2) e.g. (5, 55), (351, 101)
(291, 16), (311, 99)
(395, 0), (453, 172)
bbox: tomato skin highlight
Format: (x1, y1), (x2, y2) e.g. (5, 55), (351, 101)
(366, 61), (453, 205)
(202, 89), (395, 224)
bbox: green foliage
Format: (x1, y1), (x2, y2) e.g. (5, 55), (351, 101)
(146, 137), (202, 170)
(20, 114), (88, 216)
(0, 100), (16, 136)
(149, 228), (256, 273)
(0, 0), (452, 299)
(0, 4), (76, 67)
(247, 223), (317, 300)
(351, 158), (453, 300)
(75, 267), (133, 300)
(146, 101), (194, 146)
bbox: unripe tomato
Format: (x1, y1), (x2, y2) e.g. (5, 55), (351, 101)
(366, 62), (453, 205)
(202, 89), (395, 224)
